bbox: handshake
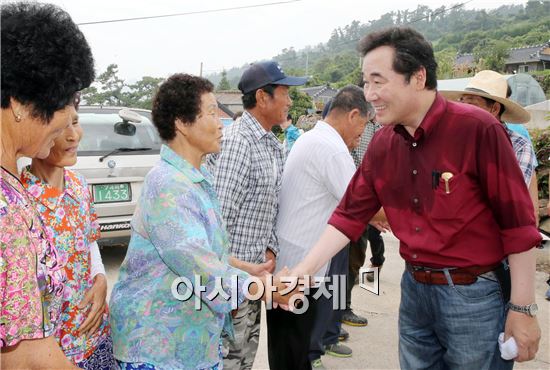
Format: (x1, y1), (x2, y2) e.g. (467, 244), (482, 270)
(231, 250), (312, 312)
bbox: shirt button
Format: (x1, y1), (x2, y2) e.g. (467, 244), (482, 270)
(412, 142), (417, 147)
(412, 197), (419, 204)
(415, 227), (421, 232)
(412, 254), (418, 259)
(412, 169), (418, 175)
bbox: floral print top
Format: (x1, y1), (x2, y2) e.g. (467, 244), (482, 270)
(0, 167), (65, 347)
(20, 167), (112, 364)
(110, 145), (250, 369)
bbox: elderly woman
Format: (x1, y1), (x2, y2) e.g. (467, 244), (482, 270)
(20, 95), (116, 369)
(0, 2), (94, 369)
(110, 74), (291, 370)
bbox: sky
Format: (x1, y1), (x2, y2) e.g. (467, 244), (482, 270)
(31, 0), (528, 82)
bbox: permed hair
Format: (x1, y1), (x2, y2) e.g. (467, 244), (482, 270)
(358, 27), (438, 90)
(151, 74), (214, 141)
(1, 2), (95, 123)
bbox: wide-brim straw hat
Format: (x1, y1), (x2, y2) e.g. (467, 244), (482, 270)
(440, 70), (531, 123)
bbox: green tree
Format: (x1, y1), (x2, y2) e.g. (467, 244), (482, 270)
(81, 64), (126, 106)
(125, 76), (165, 109)
(81, 86), (101, 105)
(217, 70), (231, 91)
(289, 88), (313, 121)
(435, 48), (457, 79)
(473, 40), (509, 72)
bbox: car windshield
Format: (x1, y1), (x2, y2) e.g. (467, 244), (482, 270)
(78, 112), (162, 155)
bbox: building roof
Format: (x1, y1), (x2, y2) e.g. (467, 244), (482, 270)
(217, 101), (234, 117)
(455, 53), (474, 66)
(506, 43), (550, 64)
(455, 42), (550, 67)
(300, 85), (338, 99)
(214, 90), (243, 105)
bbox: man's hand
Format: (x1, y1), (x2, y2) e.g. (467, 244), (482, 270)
(78, 274), (107, 336)
(370, 221), (391, 233)
(270, 267), (304, 311)
(265, 249), (276, 273)
(369, 208), (391, 233)
(504, 310), (540, 362)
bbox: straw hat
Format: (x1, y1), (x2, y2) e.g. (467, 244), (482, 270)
(440, 70), (531, 123)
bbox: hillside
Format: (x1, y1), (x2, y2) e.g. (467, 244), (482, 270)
(207, 1), (550, 89)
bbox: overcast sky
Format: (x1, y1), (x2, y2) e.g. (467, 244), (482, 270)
(33, 0), (527, 81)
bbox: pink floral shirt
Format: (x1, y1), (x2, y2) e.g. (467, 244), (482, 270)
(0, 167), (65, 347)
(21, 167), (110, 364)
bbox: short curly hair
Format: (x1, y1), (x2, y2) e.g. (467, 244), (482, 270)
(152, 74), (214, 141)
(1, 2), (95, 123)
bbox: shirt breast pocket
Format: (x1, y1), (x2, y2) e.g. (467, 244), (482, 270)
(429, 174), (466, 220)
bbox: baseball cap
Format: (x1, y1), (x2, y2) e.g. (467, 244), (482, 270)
(238, 61), (308, 94)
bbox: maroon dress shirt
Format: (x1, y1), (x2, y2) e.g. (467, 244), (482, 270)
(329, 93), (541, 268)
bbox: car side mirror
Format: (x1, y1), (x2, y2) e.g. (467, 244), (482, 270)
(114, 108), (141, 136)
(114, 121), (136, 136)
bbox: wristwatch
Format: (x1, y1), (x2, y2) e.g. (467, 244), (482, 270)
(508, 302), (538, 317)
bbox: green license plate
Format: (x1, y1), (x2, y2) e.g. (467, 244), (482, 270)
(93, 183), (131, 203)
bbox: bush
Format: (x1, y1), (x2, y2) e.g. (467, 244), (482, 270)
(530, 128), (550, 200)
(531, 70), (550, 99)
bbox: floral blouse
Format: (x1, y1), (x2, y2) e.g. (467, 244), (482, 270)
(0, 167), (65, 347)
(20, 167), (112, 364)
(110, 145), (250, 369)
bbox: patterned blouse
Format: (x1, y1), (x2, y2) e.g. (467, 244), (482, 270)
(21, 167), (112, 365)
(0, 167), (65, 347)
(110, 145), (249, 369)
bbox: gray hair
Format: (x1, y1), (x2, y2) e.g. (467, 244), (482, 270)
(327, 85), (373, 118)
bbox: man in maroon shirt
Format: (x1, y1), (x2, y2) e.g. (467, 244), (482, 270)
(290, 27), (541, 369)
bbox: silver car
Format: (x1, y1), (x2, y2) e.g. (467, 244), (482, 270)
(74, 106), (162, 246)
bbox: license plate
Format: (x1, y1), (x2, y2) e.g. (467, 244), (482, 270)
(93, 183), (131, 203)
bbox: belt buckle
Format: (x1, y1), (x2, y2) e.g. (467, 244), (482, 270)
(425, 270), (432, 284)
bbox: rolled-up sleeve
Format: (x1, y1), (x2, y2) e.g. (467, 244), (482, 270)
(477, 124), (541, 255)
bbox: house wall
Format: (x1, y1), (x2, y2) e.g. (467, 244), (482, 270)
(505, 62), (545, 74)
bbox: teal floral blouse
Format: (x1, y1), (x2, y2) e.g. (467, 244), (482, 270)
(110, 145), (249, 369)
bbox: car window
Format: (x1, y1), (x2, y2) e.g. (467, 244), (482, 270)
(78, 112), (163, 155)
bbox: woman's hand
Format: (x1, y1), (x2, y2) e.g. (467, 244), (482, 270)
(78, 274), (107, 336)
(230, 256), (275, 277)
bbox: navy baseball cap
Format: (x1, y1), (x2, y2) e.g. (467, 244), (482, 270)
(238, 61), (308, 94)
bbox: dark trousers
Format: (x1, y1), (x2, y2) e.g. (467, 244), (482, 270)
(309, 246), (349, 361)
(347, 226), (385, 309)
(266, 290), (318, 370)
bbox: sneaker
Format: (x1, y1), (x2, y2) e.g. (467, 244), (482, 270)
(311, 358), (326, 369)
(325, 343), (353, 358)
(546, 287), (550, 301)
(341, 310), (368, 327)
(366, 264), (382, 283)
(338, 327), (349, 341)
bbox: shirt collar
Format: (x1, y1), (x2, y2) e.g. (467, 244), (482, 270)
(315, 120), (348, 147)
(1, 166), (25, 193)
(160, 144), (211, 184)
(20, 166), (77, 210)
(393, 92), (447, 142)
(241, 111), (278, 142)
